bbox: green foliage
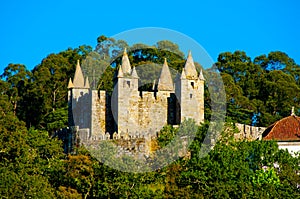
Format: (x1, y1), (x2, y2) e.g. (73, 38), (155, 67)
(44, 107), (68, 133)
(0, 63), (31, 119)
(178, 125), (300, 198)
(97, 65), (116, 93)
(157, 125), (177, 148)
(251, 168), (280, 187)
(216, 50), (300, 126)
(0, 96), (66, 198)
(81, 51), (108, 90)
(155, 40), (185, 58)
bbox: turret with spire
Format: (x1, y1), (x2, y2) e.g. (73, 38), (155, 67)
(184, 51), (198, 79)
(131, 66), (139, 79)
(121, 48), (132, 75)
(117, 65), (124, 78)
(198, 69), (205, 81)
(181, 68), (186, 79)
(115, 48), (139, 134)
(157, 58), (174, 91)
(73, 60), (85, 88)
(68, 78), (74, 89)
(116, 48), (139, 85)
(84, 77), (90, 88)
(175, 50), (205, 124)
(68, 59), (94, 134)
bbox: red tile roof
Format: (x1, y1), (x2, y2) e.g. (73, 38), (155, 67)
(262, 115), (300, 141)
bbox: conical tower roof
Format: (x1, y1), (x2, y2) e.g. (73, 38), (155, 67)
(184, 51), (198, 79)
(157, 58), (174, 91)
(117, 65), (124, 78)
(199, 69), (205, 81)
(84, 77), (90, 88)
(73, 60), (85, 88)
(68, 78), (74, 89)
(121, 48), (132, 75)
(181, 68), (186, 79)
(131, 66), (139, 79)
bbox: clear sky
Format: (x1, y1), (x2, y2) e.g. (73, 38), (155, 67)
(0, 0), (299, 72)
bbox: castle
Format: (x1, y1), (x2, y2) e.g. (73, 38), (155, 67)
(67, 49), (205, 142)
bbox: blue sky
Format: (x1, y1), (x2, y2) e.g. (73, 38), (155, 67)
(0, 0), (299, 72)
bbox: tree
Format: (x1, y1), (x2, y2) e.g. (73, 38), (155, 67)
(0, 94), (66, 198)
(257, 70), (300, 125)
(254, 51), (297, 71)
(155, 40), (185, 58)
(0, 63), (31, 117)
(216, 50), (300, 126)
(62, 154), (95, 198)
(95, 35), (129, 61)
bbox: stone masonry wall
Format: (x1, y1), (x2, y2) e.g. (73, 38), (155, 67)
(90, 90), (105, 139)
(176, 78), (204, 125)
(137, 91), (172, 134)
(116, 77), (140, 135)
(235, 123), (266, 140)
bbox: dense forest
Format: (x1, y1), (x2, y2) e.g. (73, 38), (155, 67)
(0, 35), (299, 198)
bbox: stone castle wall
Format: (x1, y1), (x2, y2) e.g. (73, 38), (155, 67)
(90, 89), (175, 138)
(138, 91), (173, 133)
(74, 87), (178, 140)
(234, 123), (266, 140)
(91, 90), (105, 139)
(71, 82), (205, 140)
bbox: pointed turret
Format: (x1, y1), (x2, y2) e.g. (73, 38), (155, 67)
(121, 48), (131, 75)
(131, 66), (139, 79)
(84, 77), (90, 88)
(184, 51), (198, 79)
(73, 60), (85, 88)
(117, 65), (124, 78)
(157, 58), (174, 91)
(68, 78), (74, 89)
(198, 69), (205, 81)
(181, 69), (186, 79)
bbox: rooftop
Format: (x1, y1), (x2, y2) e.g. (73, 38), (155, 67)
(262, 113), (300, 141)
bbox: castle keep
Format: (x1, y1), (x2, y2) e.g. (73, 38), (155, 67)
(67, 49), (205, 141)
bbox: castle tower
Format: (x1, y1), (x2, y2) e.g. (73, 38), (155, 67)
(114, 49), (140, 135)
(175, 51), (205, 124)
(68, 60), (105, 140)
(156, 58), (176, 125)
(68, 60), (91, 131)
